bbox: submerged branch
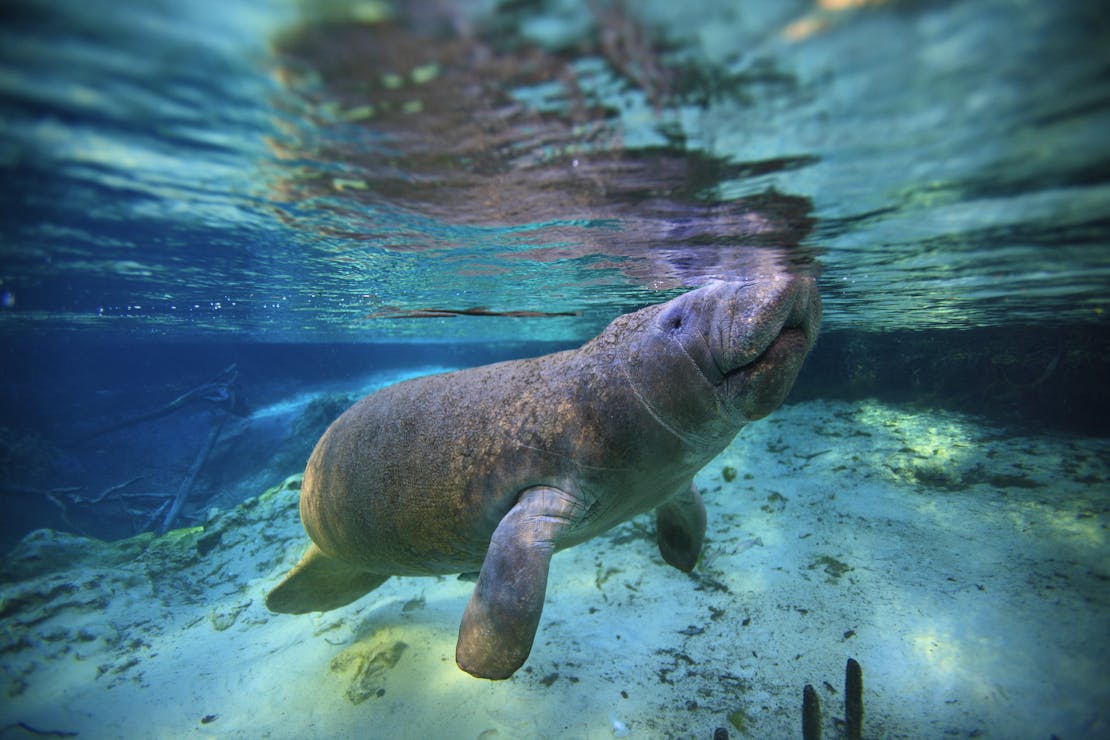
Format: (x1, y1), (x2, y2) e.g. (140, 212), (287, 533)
(158, 413), (226, 534)
(76, 364), (239, 444)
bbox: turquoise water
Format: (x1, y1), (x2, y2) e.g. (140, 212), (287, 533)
(1, 2), (1108, 738)
(2, 0), (1107, 341)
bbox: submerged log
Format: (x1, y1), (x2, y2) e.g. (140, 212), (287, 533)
(802, 683), (822, 740)
(158, 414), (226, 534)
(845, 657), (863, 740)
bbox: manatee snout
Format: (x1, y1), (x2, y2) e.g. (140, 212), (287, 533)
(660, 274), (820, 421)
(718, 274), (821, 419)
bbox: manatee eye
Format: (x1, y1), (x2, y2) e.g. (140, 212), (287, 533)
(667, 314), (683, 332)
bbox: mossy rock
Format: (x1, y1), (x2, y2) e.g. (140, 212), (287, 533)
(1, 529), (149, 583)
(1, 473), (304, 586)
(140, 526), (205, 573)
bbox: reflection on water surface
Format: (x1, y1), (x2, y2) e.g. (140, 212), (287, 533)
(0, 0), (1107, 340)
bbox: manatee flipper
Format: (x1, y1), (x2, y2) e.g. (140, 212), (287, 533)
(456, 486), (580, 679)
(655, 482), (706, 572)
(266, 544), (389, 614)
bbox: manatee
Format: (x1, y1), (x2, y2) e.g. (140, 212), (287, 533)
(267, 274), (821, 679)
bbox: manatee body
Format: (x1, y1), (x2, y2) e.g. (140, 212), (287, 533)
(267, 275), (821, 679)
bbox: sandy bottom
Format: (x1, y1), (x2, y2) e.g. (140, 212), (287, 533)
(2, 399), (1107, 739)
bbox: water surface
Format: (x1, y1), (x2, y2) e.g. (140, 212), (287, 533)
(2, 0), (1106, 341)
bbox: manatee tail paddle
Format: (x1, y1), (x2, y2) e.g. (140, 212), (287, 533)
(266, 544), (389, 614)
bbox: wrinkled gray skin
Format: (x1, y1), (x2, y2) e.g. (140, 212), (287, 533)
(267, 275), (821, 679)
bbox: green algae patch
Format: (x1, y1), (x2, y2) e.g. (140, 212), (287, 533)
(331, 638), (409, 704)
(728, 706), (751, 733)
(808, 555), (853, 582)
(147, 526), (203, 552)
(2, 529), (154, 583)
(761, 491), (788, 514)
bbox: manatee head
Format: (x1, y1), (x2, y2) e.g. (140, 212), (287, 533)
(656, 274), (821, 422)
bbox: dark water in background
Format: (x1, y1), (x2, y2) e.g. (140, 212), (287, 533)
(1, 0), (1108, 543)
